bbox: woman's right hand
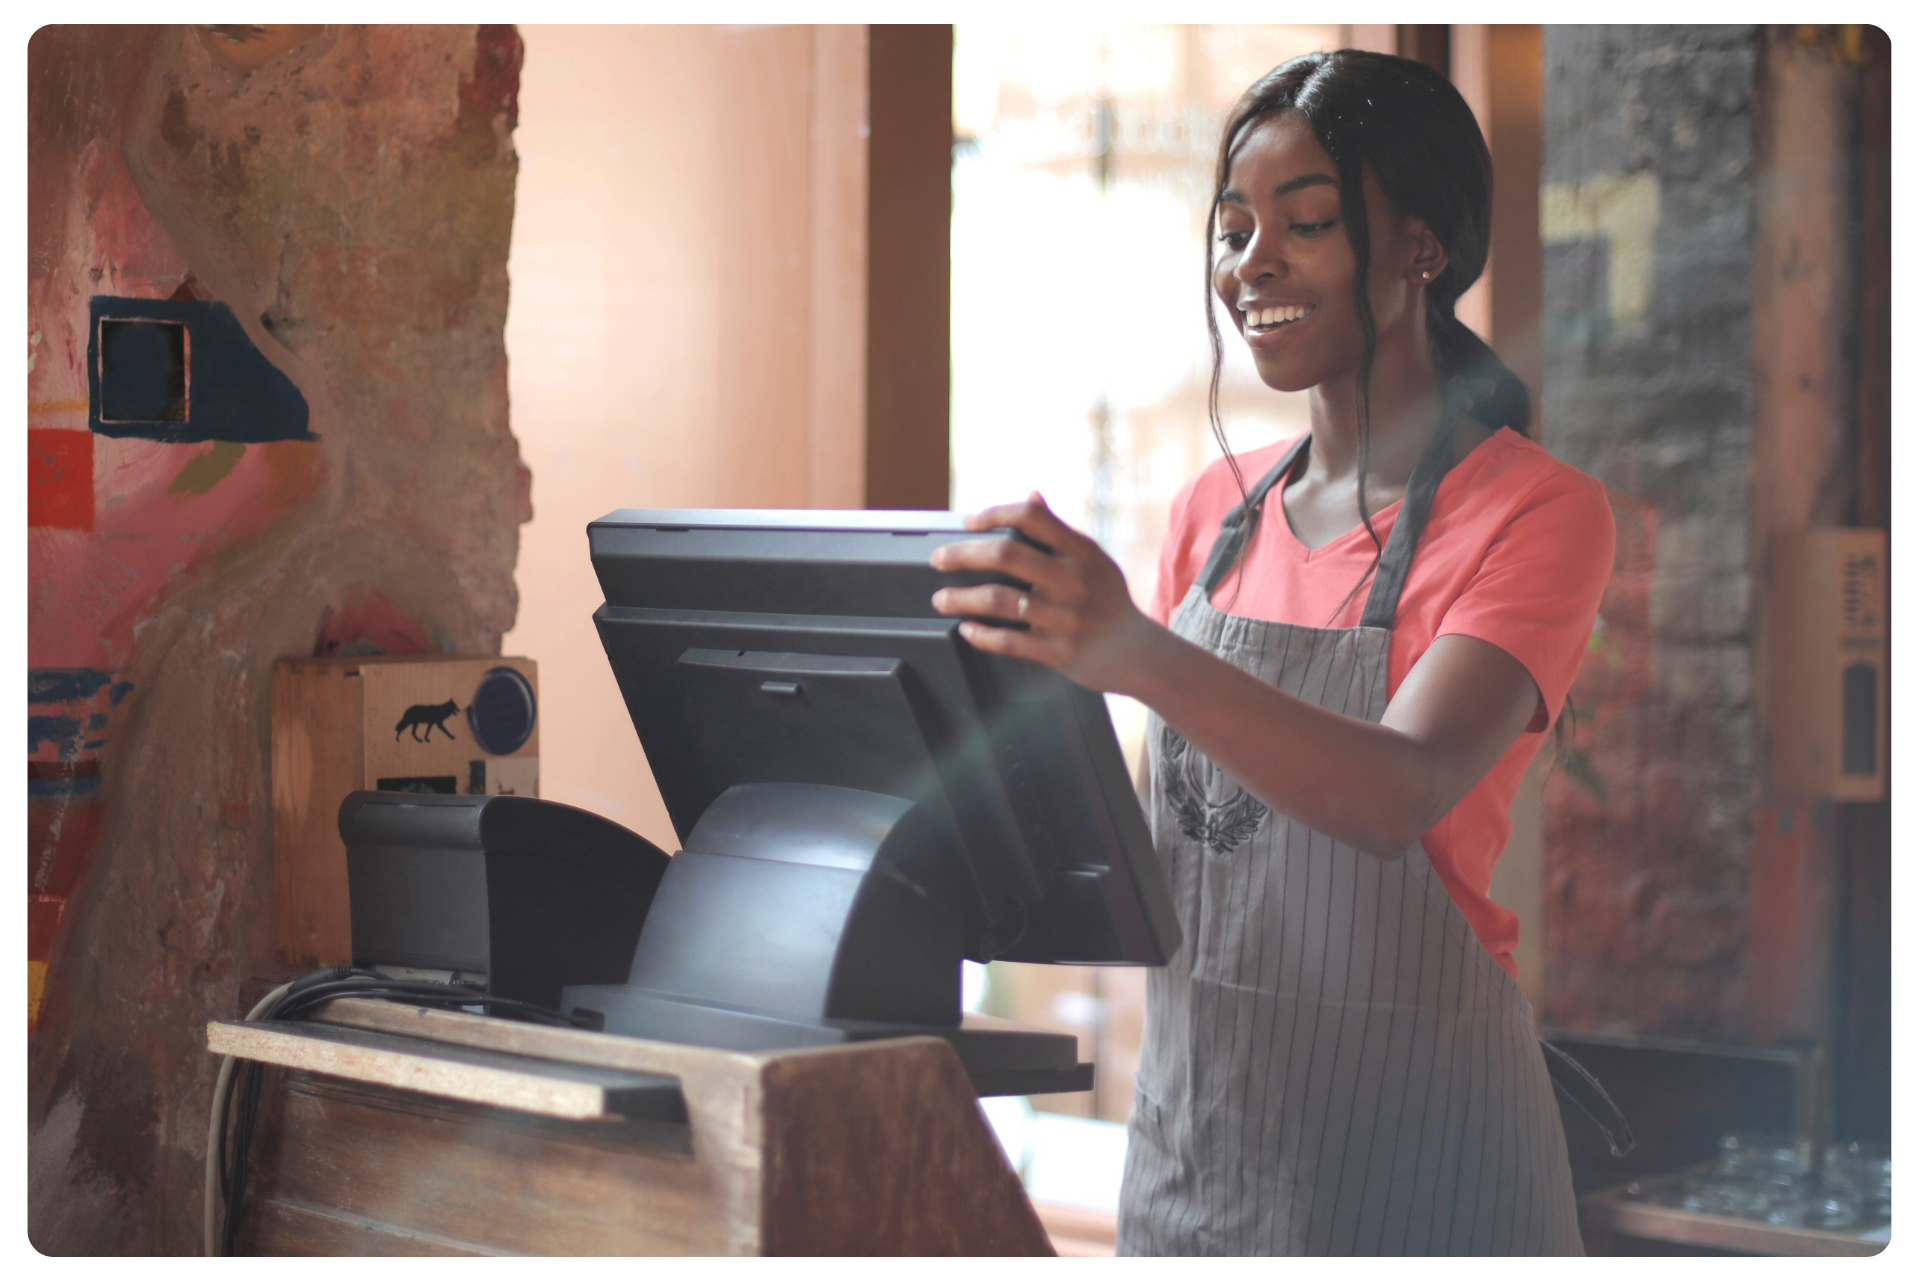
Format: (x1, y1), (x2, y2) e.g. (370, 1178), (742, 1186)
(929, 491), (1162, 696)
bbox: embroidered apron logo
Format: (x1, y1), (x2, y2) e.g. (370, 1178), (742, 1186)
(1159, 722), (1268, 855)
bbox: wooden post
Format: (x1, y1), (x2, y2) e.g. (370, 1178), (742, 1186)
(1746, 26), (1870, 1051)
(864, 25), (953, 511)
(1448, 25), (1544, 426)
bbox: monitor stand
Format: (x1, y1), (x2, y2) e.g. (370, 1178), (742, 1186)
(562, 781), (1092, 1097)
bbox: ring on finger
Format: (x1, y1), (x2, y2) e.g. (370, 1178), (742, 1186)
(1017, 592), (1031, 621)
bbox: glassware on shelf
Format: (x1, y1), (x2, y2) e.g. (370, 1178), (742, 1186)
(1630, 1132), (1891, 1232)
(1817, 1141), (1892, 1228)
(1706, 1131), (1813, 1224)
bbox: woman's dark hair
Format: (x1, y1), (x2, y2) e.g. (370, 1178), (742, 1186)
(1204, 49), (1532, 553)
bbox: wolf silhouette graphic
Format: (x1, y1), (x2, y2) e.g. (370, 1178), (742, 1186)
(395, 699), (462, 742)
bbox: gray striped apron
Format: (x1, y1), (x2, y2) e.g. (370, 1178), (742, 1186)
(1116, 395), (1584, 1256)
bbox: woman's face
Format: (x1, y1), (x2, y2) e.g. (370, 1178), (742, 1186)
(1212, 110), (1437, 394)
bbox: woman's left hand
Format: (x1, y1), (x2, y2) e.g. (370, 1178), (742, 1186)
(929, 492), (1158, 693)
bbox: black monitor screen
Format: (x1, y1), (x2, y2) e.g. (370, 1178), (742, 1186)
(588, 508), (1180, 966)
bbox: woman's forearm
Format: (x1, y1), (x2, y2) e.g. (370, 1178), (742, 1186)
(927, 496), (1538, 854)
(1116, 624), (1449, 858)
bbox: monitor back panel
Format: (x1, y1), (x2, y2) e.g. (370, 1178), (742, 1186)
(588, 510), (1180, 965)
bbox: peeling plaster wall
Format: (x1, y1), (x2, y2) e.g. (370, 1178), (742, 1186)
(27, 25), (527, 1253)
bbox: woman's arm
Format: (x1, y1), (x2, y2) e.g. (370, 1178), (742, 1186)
(930, 494), (1539, 859)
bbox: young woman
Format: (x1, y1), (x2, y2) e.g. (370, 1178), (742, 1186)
(930, 51), (1614, 1256)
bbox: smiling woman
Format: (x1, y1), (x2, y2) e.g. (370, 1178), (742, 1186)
(933, 49), (1614, 1256)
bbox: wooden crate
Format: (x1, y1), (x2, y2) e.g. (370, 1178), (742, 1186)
(271, 655), (539, 967)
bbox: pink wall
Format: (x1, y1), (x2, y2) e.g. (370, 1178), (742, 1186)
(503, 25), (870, 849)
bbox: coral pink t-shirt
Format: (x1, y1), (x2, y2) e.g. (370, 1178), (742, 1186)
(1151, 428), (1616, 978)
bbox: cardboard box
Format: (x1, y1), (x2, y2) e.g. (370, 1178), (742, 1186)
(1770, 528), (1886, 801)
(272, 655), (540, 967)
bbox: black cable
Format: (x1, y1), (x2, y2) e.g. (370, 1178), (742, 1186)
(223, 1060), (261, 1255)
(221, 966), (355, 1253)
(269, 979), (589, 1027)
(217, 967), (599, 1254)
(216, 1069), (232, 1199)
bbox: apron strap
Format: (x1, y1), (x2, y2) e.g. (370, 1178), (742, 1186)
(1196, 433), (1312, 599)
(1355, 379), (1478, 630)
(1196, 379), (1483, 628)
(1541, 1039), (1636, 1157)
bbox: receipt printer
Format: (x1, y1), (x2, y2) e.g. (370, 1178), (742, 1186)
(339, 791), (670, 1011)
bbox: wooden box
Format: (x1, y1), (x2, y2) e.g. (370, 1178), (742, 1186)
(272, 655), (540, 967)
(1769, 529), (1887, 801)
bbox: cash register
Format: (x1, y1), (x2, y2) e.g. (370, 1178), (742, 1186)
(341, 508), (1182, 1097)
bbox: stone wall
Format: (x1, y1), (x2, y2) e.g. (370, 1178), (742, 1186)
(1538, 26), (1760, 1038)
(27, 25), (526, 1253)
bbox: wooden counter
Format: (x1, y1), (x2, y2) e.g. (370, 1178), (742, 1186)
(209, 998), (1054, 1256)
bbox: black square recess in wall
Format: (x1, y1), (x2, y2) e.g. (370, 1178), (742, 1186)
(98, 318), (188, 423)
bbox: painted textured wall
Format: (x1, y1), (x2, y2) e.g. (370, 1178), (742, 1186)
(1538, 25), (1760, 1039)
(27, 25), (526, 1253)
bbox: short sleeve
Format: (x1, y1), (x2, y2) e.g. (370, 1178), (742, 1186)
(1432, 469), (1615, 732)
(1150, 475), (1204, 626)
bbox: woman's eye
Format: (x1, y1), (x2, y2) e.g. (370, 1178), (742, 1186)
(1292, 219), (1338, 236)
(1218, 230), (1251, 250)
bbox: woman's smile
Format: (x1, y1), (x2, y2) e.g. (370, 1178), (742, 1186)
(1239, 300), (1317, 349)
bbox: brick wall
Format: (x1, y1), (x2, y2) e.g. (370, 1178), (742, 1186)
(1538, 26), (1760, 1039)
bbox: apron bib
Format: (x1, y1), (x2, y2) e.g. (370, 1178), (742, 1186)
(1116, 390), (1584, 1256)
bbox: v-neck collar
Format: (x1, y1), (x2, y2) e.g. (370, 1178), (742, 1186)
(1266, 424), (1512, 562)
